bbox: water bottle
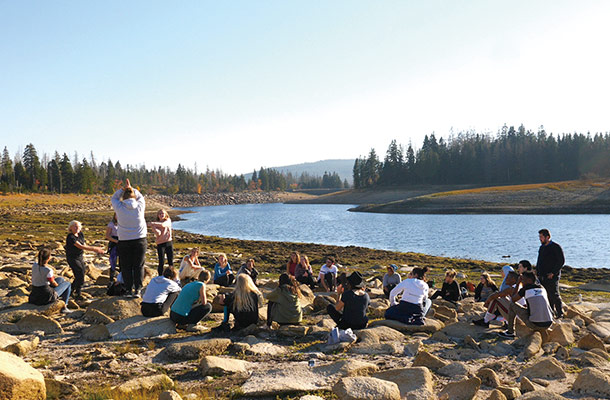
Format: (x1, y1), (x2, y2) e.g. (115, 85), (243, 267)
(308, 359), (315, 367)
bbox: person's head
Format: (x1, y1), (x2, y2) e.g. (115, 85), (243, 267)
(505, 270), (519, 286)
(157, 209), (169, 221)
(218, 253), (228, 267)
(521, 271), (536, 285)
(198, 269), (211, 283)
(37, 247), (52, 266)
(517, 260), (533, 274)
(411, 266), (429, 280)
(246, 258), (255, 270)
(162, 267), (178, 280)
(346, 271), (365, 291)
(290, 252), (300, 264)
(538, 229), (551, 245)
(444, 269), (457, 283)
(387, 264), (398, 275)
(233, 274), (261, 312)
(112, 213), (118, 224)
(122, 186), (136, 200)
(300, 255), (310, 267)
(189, 248), (199, 258)
(337, 272), (348, 288)
(325, 256), (335, 266)
(68, 220), (82, 234)
(279, 273), (300, 295)
(480, 272), (495, 287)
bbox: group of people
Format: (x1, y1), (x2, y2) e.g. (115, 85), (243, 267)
(26, 179), (566, 337)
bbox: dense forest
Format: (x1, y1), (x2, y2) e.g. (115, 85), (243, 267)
(0, 144), (348, 194)
(353, 125), (610, 188)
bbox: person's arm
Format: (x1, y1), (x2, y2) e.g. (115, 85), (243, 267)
(474, 283), (483, 301)
(105, 226), (118, 243)
(111, 189), (123, 209)
(550, 244), (565, 278)
(266, 287), (280, 302)
(286, 262), (291, 275)
(512, 286), (525, 303)
(179, 258), (190, 280)
(484, 285), (514, 306)
(199, 283), (207, 305)
(46, 269), (58, 288)
(389, 282), (403, 306)
(73, 239), (105, 254)
(335, 295), (345, 312)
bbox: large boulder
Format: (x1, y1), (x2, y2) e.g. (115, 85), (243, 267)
(113, 374), (174, 394)
(369, 318), (444, 333)
(355, 326), (404, 344)
(199, 356), (250, 376)
(373, 367), (434, 400)
(412, 351), (449, 371)
(5, 336), (39, 356)
(0, 351), (46, 400)
(477, 368), (501, 388)
(16, 314), (63, 335)
(107, 316), (176, 340)
(522, 332), (543, 359)
(437, 377), (481, 400)
(587, 322), (610, 343)
(577, 332), (606, 351)
(0, 331), (19, 350)
(438, 362), (470, 378)
(87, 297), (141, 320)
(545, 323), (573, 346)
(82, 308), (115, 325)
(520, 358), (566, 380)
(164, 338), (232, 360)
(332, 377), (400, 400)
(572, 367), (610, 398)
(81, 324), (110, 342)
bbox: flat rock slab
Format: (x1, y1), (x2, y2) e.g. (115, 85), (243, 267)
(245, 341), (289, 356)
(587, 322), (610, 342)
(0, 331), (19, 350)
(373, 367), (434, 400)
(164, 338), (232, 360)
(107, 316), (176, 340)
(578, 279), (610, 293)
(0, 351), (46, 400)
(16, 313), (63, 335)
(368, 318), (444, 333)
(332, 376), (401, 400)
(441, 321), (489, 340)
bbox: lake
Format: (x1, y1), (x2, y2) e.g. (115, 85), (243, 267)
(173, 203), (609, 269)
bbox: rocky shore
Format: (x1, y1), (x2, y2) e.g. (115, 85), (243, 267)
(0, 195), (609, 400)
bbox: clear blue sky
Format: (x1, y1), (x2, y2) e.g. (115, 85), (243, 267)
(2, 1), (609, 174)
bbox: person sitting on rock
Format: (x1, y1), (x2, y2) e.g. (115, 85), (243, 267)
(295, 254), (316, 289)
(430, 269), (460, 302)
(474, 272), (498, 302)
(236, 258), (259, 285)
(213, 253), (235, 287)
(286, 251), (300, 277)
(383, 264), (402, 299)
(318, 256), (338, 292)
(216, 274), (263, 331)
(473, 270), (520, 327)
(179, 248), (203, 286)
(266, 273), (303, 327)
(499, 271), (554, 338)
(170, 270), (212, 331)
(65, 220), (105, 299)
(385, 267), (431, 325)
(327, 271), (370, 330)
(29, 247), (72, 313)
(141, 267), (182, 317)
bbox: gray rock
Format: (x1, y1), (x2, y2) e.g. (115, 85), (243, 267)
(587, 322), (610, 342)
(522, 332), (543, 359)
(438, 362), (470, 378)
(577, 332), (606, 351)
(572, 367), (610, 398)
(520, 358), (566, 380)
(82, 308), (115, 324)
(441, 321), (487, 340)
(412, 350), (449, 371)
(0, 351), (46, 400)
(545, 323), (573, 346)
(199, 356), (250, 376)
(438, 377), (481, 400)
(87, 297), (142, 320)
(355, 326), (404, 344)
(332, 376), (400, 400)
(373, 367), (434, 400)
(158, 390), (183, 400)
(0, 331), (19, 350)
(477, 367), (501, 388)
(165, 338), (232, 360)
(82, 324), (110, 341)
(16, 313), (63, 335)
(516, 390), (567, 399)
(404, 340), (421, 356)
(5, 336), (39, 356)
(574, 351), (608, 368)
(107, 316), (176, 340)
(350, 342), (403, 355)
(113, 374), (174, 394)
(369, 318), (444, 333)
(497, 386), (521, 400)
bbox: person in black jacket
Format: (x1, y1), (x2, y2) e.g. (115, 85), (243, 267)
(430, 269), (460, 302)
(536, 229), (565, 318)
(474, 272), (498, 302)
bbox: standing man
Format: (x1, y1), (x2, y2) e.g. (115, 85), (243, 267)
(112, 179), (147, 297)
(536, 229), (564, 318)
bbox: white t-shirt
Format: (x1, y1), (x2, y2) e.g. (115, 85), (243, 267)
(142, 276), (182, 304)
(31, 262), (53, 286)
(318, 264), (338, 280)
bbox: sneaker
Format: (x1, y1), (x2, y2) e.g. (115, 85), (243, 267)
(186, 324), (207, 333)
(61, 308), (73, 314)
(498, 329), (515, 339)
(212, 322), (231, 332)
(472, 319), (489, 327)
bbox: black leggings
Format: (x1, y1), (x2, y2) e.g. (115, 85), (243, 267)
(118, 238), (147, 293)
(326, 304), (367, 330)
(156, 241), (174, 276)
(296, 274), (316, 289)
(214, 273), (235, 287)
(67, 255), (86, 296)
(170, 303), (212, 325)
(141, 292), (179, 317)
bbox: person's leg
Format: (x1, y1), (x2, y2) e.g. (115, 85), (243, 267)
(267, 302), (277, 326)
(118, 241), (134, 294)
(227, 273), (235, 286)
(161, 292), (180, 315)
(141, 302), (163, 317)
(133, 238), (147, 293)
(507, 302), (529, 333)
(170, 310), (188, 325)
(324, 273), (334, 291)
(214, 275), (230, 287)
(430, 291), (440, 300)
(326, 304), (343, 326)
(109, 246), (118, 281)
(542, 279), (563, 317)
(54, 277), (72, 305)
(68, 256), (86, 297)
(157, 244), (165, 276)
(166, 241), (174, 267)
(186, 303), (212, 325)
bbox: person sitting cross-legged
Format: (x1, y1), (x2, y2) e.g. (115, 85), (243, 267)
(385, 267), (432, 325)
(326, 271), (370, 330)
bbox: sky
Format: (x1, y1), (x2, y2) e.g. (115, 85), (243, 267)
(2, 1), (610, 175)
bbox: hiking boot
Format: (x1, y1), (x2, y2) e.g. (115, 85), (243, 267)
(498, 329), (515, 339)
(212, 322), (231, 332)
(472, 319), (489, 327)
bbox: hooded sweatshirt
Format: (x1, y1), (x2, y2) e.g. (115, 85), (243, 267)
(111, 188), (147, 241)
(389, 278), (429, 306)
(142, 276), (181, 304)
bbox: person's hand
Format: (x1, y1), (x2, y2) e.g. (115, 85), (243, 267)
(95, 247), (105, 255)
(484, 295), (493, 307)
(125, 178), (132, 189)
(547, 273), (554, 279)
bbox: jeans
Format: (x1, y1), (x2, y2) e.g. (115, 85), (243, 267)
(118, 238), (147, 293)
(109, 245), (118, 280)
(170, 303), (212, 325)
(54, 277), (71, 306)
(67, 255), (86, 296)
(541, 278), (563, 317)
(156, 241), (174, 276)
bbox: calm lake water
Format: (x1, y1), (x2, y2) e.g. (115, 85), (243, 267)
(173, 203), (609, 269)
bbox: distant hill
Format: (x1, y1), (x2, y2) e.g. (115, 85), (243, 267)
(243, 159), (355, 184)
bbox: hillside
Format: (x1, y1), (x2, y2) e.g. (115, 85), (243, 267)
(243, 159), (355, 183)
(350, 180), (610, 214)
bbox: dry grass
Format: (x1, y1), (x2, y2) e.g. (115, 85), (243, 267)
(427, 180), (605, 198)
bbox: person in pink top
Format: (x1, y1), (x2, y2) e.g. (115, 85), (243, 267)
(148, 209), (173, 276)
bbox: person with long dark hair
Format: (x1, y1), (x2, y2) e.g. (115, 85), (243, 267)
(29, 247), (73, 313)
(65, 220), (104, 299)
(385, 267), (431, 325)
(326, 271), (370, 330)
(266, 273), (302, 326)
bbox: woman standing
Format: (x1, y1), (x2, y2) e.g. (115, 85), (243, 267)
(148, 209), (173, 276)
(105, 213), (119, 281)
(111, 179), (147, 297)
(213, 253), (235, 287)
(66, 220), (104, 299)
(29, 247), (73, 312)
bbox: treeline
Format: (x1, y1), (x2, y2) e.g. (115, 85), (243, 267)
(0, 144), (348, 194)
(353, 125), (610, 188)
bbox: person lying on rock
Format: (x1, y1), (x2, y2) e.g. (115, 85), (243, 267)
(29, 247), (73, 313)
(170, 269), (212, 331)
(498, 271), (554, 339)
(295, 254), (316, 289)
(179, 247), (203, 286)
(215, 274), (263, 331)
(326, 271), (370, 330)
(430, 269), (460, 303)
(318, 256), (338, 292)
(213, 253), (235, 287)
(473, 270), (520, 327)
(474, 272), (498, 302)
(236, 258), (259, 285)
(383, 264), (402, 299)
(65, 220), (105, 299)
(385, 267), (431, 325)
(266, 273), (303, 327)
(141, 267), (182, 317)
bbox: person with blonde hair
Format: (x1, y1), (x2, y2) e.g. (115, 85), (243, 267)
(65, 220), (104, 299)
(217, 274), (262, 330)
(430, 268), (460, 302)
(295, 254), (316, 288)
(474, 272), (498, 302)
(213, 253), (234, 287)
(179, 248), (203, 286)
(286, 251), (300, 276)
(148, 209), (173, 276)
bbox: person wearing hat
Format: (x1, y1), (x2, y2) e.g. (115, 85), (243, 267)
(383, 264), (402, 299)
(326, 271), (370, 330)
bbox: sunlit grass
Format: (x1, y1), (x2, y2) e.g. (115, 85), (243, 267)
(427, 180), (609, 198)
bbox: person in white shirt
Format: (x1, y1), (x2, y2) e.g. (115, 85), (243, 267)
(317, 256), (338, 291)
(179, 248), (203, 286)
(385, 267), (431, 325)
(141, 267), (182, 317)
